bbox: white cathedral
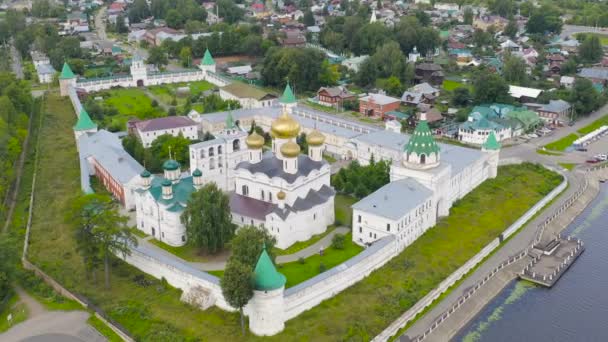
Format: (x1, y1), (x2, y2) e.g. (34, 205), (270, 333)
(133, 86), (335, 249)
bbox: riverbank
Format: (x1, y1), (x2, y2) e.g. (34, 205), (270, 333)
(401, 167), (603, 341)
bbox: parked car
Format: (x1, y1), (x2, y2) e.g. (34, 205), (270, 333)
(596, 154), (608, 161)
(568, 121), (575, 127)
(586, 158), (600, 164)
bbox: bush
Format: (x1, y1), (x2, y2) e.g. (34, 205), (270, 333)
(298, 257), (305, 264)
(331, 233), (346, 250)
(319, 262), (327, 273)
(168, 107), (177, 116)
(151, 99), (158, 108)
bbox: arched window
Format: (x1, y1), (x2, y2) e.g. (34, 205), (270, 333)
(209, 158), (215, 170)
(209, 147), (215, 157)
(261, 190), (265, 200)
(218, 145), (223, 155)
(420, 154), (426, 164)
(242, 185), (249, 196)
(233, 139), (240, 151)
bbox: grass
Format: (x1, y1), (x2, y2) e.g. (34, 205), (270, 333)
(148, 239), (212, 262)
(577, 114), (608, 135)
(442, 79), (468, 91)
(130, 228), (148, 239)
(335, 194), (357, 227)
(0, 293), (28, 333)
(558, 162), (577, 171)
(19, 270), (83, 311)
(25, 93), (564, 340)
(576, 33), (608, 46)
(99, 88), (166, 129)
(323, 153), (337, 163)
(544, 133), (579, 151)
(272, 226), (337, 256)
(87, 315), (124, 342)
(148, 80), (215, 107)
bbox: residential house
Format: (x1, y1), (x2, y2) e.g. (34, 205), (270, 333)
(35, 64), (56, 84)
(30, 51), (50, 68)
(578, 67), (608, 87)
(500, 39), (521, 53)
(280, 30), (306, 47)
(458, 104), (541, 144)
(537, 100), (573, 124)
(359, 93), (401, 118)
(560, 76), (575, 89)
(342, 55), (369, 73)
(144, 27), (179, 46)
(129, 116), (199, 148)
(417, 108), (443, 124)
(509, 85), (543, 102)
(414, 63), (444, 85)
(401, 82), (440, 108)
(317, 86), (356, 108)
(219, 82), (277, 109)
(473, 15), (508, 31)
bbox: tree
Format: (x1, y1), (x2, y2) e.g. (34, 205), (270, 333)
(220, 261), (253, 335)
(179, 46), (192, 67)
(0, 236), (17, 300)
(472, 71), (510, 104)
(228, 226), (277, 268)
(128, 0), (151, 23)
(451, 87), (471, 107)
(166, 9), (185, 29)
(217, 0), (245, 24)
(570, 78), (602, 117)
(303, 10), (315, 27)
(463, 7), (474, 25)
(578, 35), (603, 64)
(181, 183), (236, 254)
(504, 18), (518, 39)
(319, 60), (340, 86)
(261, 47), (327, 91)
(525, 6), (562, 35)
(68, 194), (137, 289)
(147, 47), (168, 68)
(502, 54), (528, 85)
(376, 76), (403, 97)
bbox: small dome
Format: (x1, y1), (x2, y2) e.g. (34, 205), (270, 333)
(277, 190), (286, 200)
(161, 178), (172, 187)
(306, 130), (325, 146)
(280, 140), (301, 158)
(271, 110), (300, 139)
(140, 169), (151, 178)
(163, 159), (180, 171)
(192, 168), (202, 177)
(246, 132), (265, 149)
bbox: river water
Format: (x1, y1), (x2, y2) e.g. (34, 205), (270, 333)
(454, 184), (608, 342)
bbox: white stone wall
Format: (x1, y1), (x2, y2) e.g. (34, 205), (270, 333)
(135, 191), (187, 247)
(459, 127), (512, 145)
(138, 124), (199, 147)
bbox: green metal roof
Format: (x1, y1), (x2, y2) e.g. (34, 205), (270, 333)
(163, 159), (180, 171)
(192, 169), (202, 177)
(405, 116), (440, 156)
(280, 84), (296, 104)
(141, 169), (151, 178)
(225, 111), (236, 129)
(202, 49), (215, 66)
(161, 178), (172, 186)
(253, 246), (286, 291)
(73, 109), (97, 131)
(59, 62), (76, 79)
(142, 176), (196, 211)
(482, 131), (501, 150)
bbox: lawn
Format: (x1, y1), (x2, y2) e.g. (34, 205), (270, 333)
(212, 233), (363, 288)
(577, 114), (608, 135)
(149, 239), (216, 262)
(558, 162), (577, 171)
(148, 80), (215, 107)
(536, 149), (563, 156)
(576, 33), (608, 46)
(272, 225), (337, 256)
(442, 79), (467, 91)
(100, 88), (166, 129)
(87, 315), (124, 342)
(0, 293), (28, 333)
(25, 93), (563, 341)
(544, 133), (579, 151)
(335, 194), (357, 227)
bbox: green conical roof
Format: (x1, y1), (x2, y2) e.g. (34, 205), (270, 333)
(141, 169), (151, 178)
(253, 246), (286, 291)
(225, 111), (236, 129)
(202, 49), (215, 66)
(73, 109), (97, 131)
(59, 62), (75, 79)
(161, 178), (172, 187)
(192, 168), (202, 177)
(405, 115), (440, 156)
(482, 131), (501, 150)
(163, 159), (180, 171)
(280, 84), (296, 104)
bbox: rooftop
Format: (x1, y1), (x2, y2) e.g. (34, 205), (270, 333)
(236, 151), (327, 184)
(134, 116), (197, 132)
(352, 178), (433, 220)
(221, 82), (276, 101)
(360, 93), (401, 106)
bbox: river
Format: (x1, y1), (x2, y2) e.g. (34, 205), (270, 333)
(454, 184), (608, 342)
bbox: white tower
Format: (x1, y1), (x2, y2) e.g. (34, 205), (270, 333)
(408, 46), (421, 63)
(279, 83), (297, 113)
(73, 108), (98, 144)
(130, 54), (148, 86)
(247, 246), (286, 336)
(280, 140), (300, 174)
(59, 62), (77, 97)
(162, 159), (181, 183)
(402, 113), (440, 170)
(192, 169), (203, 189)
(481, 131), (501, 179)
(246, 131), (264, 164)
(199, 49), (216, 74)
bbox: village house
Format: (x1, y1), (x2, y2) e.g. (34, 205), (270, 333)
(359, 93), (401, 118)
(316, 86), (356, 108)
(415, 63), (444, 86)
(128, 116), (199, 148)
(219, 82), (277, 109)
(401, 82), (440, 108)
(473, 15), (508, 31)
(536, 100), (573, 124)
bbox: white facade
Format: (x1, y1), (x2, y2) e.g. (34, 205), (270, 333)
(135, 119), (199, 147)
(219, 88), (276, 109)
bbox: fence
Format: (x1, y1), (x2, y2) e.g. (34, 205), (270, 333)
(373, 168), (569, 342)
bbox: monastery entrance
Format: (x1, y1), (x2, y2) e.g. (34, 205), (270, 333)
(137, 79), (144, 87)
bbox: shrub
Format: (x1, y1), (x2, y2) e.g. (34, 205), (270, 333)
(331, 233), (346, 250)
(151, 99), (158, 108)
(168, 108), (177, 116)
(319, 262), (327, 273)
(298, 257), (305, 264)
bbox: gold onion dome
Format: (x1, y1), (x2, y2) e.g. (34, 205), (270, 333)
(280, 140), (301, 158)
(306, 130), (325, 146)
(246, 132), (265, 149)
(277, 190), (286, 200)
(271, 111), (300, 139)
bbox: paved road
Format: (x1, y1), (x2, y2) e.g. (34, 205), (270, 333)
(10, 39), (23, 79)
(94, 6), (107, 41)
(561, 24), (608, 38)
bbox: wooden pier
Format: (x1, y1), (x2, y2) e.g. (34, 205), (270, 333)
(519, 236), (584, 287)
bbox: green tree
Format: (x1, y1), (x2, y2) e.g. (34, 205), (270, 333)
(463, 7), (474, 25)
(179, 46), (192, 67)
(376, 76), (403, 97)
(68, 194), (137, 289)
(472, 71), (510, 104)
(578, 35), (603, 64)
(0, 236), (17, 300)
(228, 226), (277, 268)
(147, 47), (168, 68)
(502, 54), (528, 85)
(181, 183), (236, 254)
(504, 18), (518, 39)
(149, 133), (193, 167)
(570, 78), (602, 116)
(526, 6), (562, 34)
(217, 0), (245, 24)
(128, 0), (151, 23)
(303, 10), (315, 26)
(220, 260), (253, 335)
(451, 87), (471, 107)
(166, 9), (185, 29)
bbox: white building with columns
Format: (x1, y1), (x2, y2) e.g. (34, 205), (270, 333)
(351, 115), (501, 247)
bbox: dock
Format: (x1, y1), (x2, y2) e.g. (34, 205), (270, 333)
(519, 236), (584, 287)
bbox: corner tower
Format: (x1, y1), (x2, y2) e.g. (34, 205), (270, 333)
(248, 246), (286, 336)
(279, 83), (297, 113)
(482, 131), (501, 178)
(73, 108), (98, 143)
(200, 49), (216, 74)
(130, 54), (148, 86)
(59, 62), (76, 97)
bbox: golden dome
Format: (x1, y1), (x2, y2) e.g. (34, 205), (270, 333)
(246, 132), (265, 149)
(306, 129), (325, 146)
(271, 110), (300, 139)
(277, 190), (286, 200)
(280, 140), (301, 158)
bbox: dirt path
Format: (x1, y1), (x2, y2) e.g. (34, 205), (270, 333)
(14, 287), (46, 318)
